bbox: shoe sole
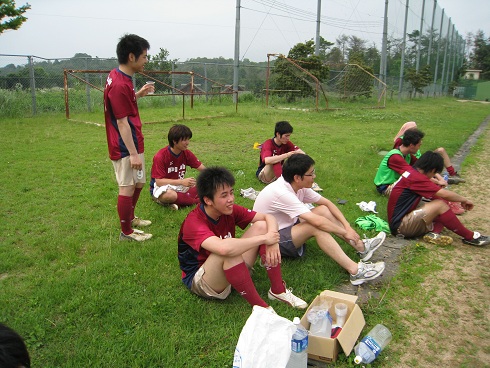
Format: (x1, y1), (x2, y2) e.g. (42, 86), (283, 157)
(267, 291), (308, 309)
(423, 234), (453, 246)
(119, 232), (153, 242)
(360, 232), (386, 262)
(350, 263), (386, 286)
(462, 240), (490, 247)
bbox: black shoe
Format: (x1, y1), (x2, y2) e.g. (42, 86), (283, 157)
(448, 174), (465, 185)
(462, 232), (490, 246)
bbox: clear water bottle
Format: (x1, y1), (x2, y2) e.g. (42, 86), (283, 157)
(286, 317), (308, 368)
(354, 324), (392, 365)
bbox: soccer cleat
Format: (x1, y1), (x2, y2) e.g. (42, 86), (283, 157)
(350, 261), (385, 286)
(311, 182), (323, 192)
(462, 232), (490, 246)
(131, 217), (152, 227)
(423, 232), (453, 246)
(447, 175), (466, 185)
(268, 284), (308, 309)
(119, 231), (152, 242)
(358, 231), (386, 261)
(167, 204), (179, 211)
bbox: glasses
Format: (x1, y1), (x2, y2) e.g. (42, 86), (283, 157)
(304, 169), (316, 177)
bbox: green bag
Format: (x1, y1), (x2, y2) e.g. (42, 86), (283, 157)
(355, 215), (390, 233)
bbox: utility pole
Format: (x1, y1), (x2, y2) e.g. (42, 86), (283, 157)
(233, 0), (241, 103)
(379, 0), (389, 85)
(315, 0), (321, 56)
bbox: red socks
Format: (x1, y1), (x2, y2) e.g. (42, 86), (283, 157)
(224, 262), (268, 308)
(175, 188), (200, 207)
(434, 209), (473, 240)
(446, 166), (456, 176)
(131, 187), (142, 219)
(259, 244), (286, 294)
(117, 195), (133, 235)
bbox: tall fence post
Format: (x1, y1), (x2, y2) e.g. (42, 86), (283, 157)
(398, 0), (410, 100)
(85, 57), (91, 112)
(28, 56), (37, 115)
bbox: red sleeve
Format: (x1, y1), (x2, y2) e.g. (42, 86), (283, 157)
(387, 154), (412, 175)
(393, 137), (402, 149)
(181, 212), (216, 252)
(408, 173), (442, 199)
(151, 148), (169, 179)
(185, 150), (202, 169)
(233, 205), (256, 230)
(108, 83), (135, 119)
(260, 139), (274, 161)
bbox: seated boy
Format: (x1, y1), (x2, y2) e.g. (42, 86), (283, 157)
(388, 151), (489, 246)
(149, 124), (205, 210)
(178, 166), (308, 310)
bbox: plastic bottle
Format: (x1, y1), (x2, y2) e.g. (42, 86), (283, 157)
(353, 324), (392, 365)
(286, 317), (308, 368)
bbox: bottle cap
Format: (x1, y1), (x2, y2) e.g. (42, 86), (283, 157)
(293, 317), (301, 324)
(354, 356), (363, 364)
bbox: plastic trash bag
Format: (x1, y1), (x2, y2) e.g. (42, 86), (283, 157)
(233, 306), (295, 368)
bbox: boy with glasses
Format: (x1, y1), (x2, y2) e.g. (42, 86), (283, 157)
(254, 154), (386, 285)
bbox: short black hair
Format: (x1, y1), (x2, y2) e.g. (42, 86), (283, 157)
(282, 154), (315, 183)
(413, 150), (444, 174)
(0, 323), (31, 368)
(168, 124), (193, 147)
(116, 34), (150, 64)
(274, 121), (294, 137)
(402, 128), (425, 146)
(197, 167), (235, 203)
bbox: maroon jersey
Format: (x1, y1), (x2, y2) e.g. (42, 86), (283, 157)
(104, 68), (144, 160)
(178, 204), (256, 288)
(388, 170), (441, 234)
(256, 138), (299, 176)
(149, 146), (201, 194)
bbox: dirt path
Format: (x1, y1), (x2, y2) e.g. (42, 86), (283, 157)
(389, 122), (490, 367)
(333, 116), (490, 367)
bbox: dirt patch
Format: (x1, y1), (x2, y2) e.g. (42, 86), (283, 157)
(338, 116), (490, 366)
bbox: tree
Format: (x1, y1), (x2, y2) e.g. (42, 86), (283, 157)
(405, 64), (432, 97)
(469, 30), (490, 80)
(272, 39), (329, 102)
(145, 48), (177, 91)
(0, 0), (31, 34)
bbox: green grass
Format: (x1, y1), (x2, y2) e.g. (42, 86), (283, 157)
(1, 98), (489, 367)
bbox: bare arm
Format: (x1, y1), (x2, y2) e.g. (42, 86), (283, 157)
(155, 164), (206, 187)
(264, 149), (305, 165)
(435, 189), (474, 211)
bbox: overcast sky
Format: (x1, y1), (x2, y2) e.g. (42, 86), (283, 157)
(0, 0), (488, 63)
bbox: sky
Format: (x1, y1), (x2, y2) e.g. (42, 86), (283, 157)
(0, 0), (488, 63)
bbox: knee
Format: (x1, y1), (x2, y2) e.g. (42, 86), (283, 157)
(251, 220), (267, 233)
(434, 147), (447, 155)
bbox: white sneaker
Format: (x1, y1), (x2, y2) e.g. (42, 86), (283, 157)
(131, 217), (152, 227)
(350, 261), (385, 285)
(119, 231), (152, 242)
(358, 231), (386, 261)
(268, 284), (308, 309)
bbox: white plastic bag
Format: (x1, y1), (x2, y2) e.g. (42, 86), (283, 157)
(233, 306), (296, 368)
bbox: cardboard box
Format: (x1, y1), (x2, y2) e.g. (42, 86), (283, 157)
(300, 290), (365, 363)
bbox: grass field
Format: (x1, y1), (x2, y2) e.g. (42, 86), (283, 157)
(1, 97), (489, 367)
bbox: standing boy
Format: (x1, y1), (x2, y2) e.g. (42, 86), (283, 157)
(150, 124), (205, 210)
(178, 167), (308, 310)
(104, 34), (154, 242)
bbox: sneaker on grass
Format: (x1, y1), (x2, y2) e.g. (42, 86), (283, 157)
(350, 261), (385, 286)
(462, 232), (490, 246)
(119, 230), (152, 242)
(268, 284), (308, 309)
(447, 174), (466, 185)
(131, 217), (152, 227)
(358, 231), (386, 261)
(311, 182), (323, 192)
(423, 232), (453, 246)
